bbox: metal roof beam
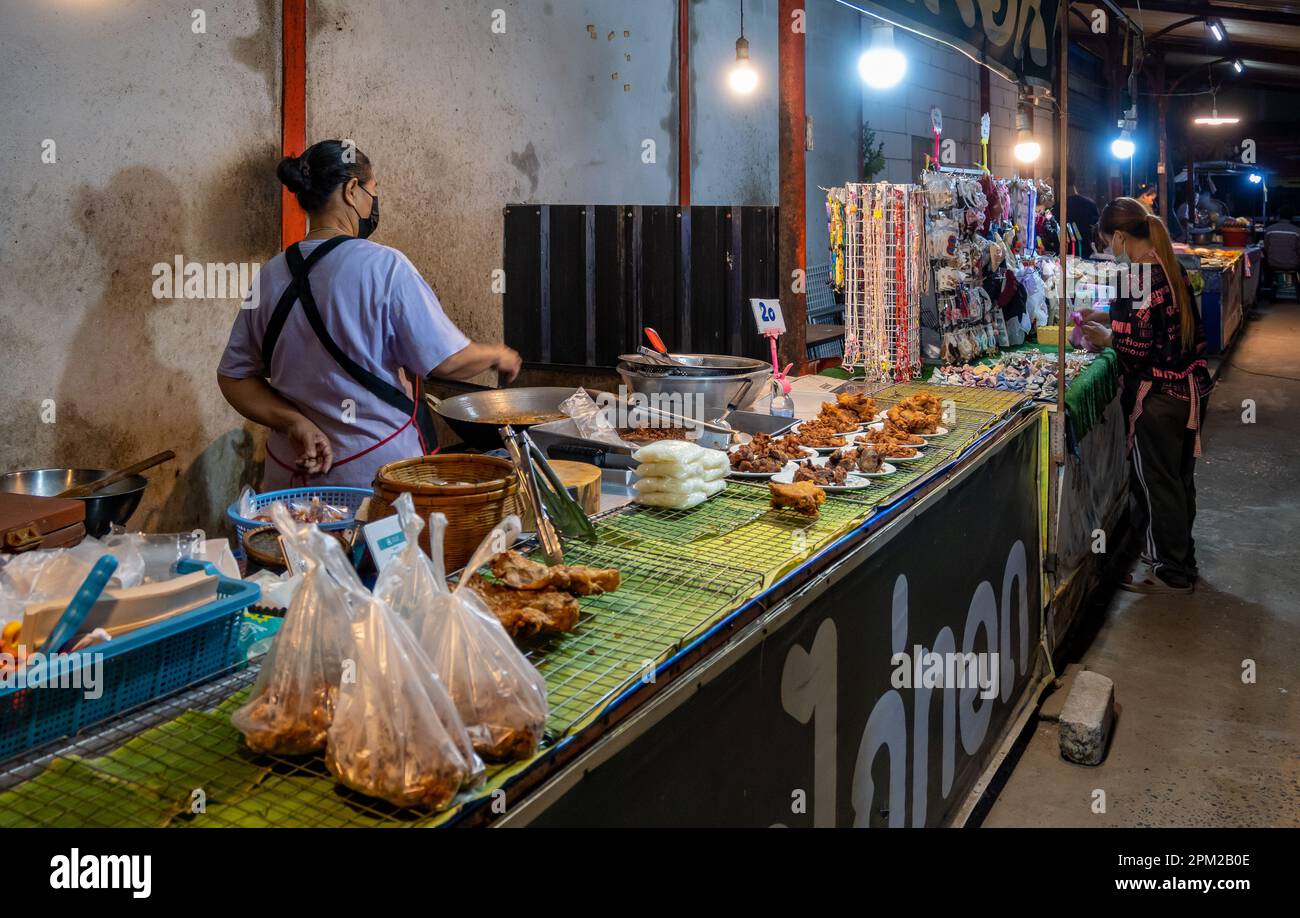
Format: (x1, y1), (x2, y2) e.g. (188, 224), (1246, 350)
(1118, 1), (1300, 27)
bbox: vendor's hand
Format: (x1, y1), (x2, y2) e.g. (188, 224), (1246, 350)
(1075, 308), (1109, 325)
(1081, 322), (1112, 349)
(494, 345), (523, 383)
(284, 416), (333, 475)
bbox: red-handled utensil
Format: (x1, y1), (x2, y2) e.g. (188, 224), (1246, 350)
(644, 327), (670, 355)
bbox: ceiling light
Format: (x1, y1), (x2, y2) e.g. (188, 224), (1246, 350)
(727, 1), (757, 95)
(1207, 19), (1225, 42)
(1233, 59), (1245, 74)
(1194, 91), (1240, 126)
(1013, 103), (1040, 163)
(859, 24), (907, 90)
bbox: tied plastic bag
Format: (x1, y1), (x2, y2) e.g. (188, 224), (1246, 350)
(325, 526), (483, 809)
(560, 387), (622, 446)
(376, 496), (549, 762)
(230, 505), (354, 755)
(237, 485), (258, 520)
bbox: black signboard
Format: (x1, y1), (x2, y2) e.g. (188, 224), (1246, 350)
(851, 0), (1058, 88)
(530, 418), (1043, 827)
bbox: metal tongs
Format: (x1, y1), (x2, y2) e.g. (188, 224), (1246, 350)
(499, 426), (597, 564)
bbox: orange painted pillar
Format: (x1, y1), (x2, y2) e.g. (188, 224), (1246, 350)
(281, 0), (308, 247)
(777, 0), (807, 370)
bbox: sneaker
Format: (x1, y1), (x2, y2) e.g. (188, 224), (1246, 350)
(1119, 562), (1193, 595)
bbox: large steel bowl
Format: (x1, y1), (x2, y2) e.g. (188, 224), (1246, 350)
(617, 354), (771, 421)
(0, 468), (148, 538)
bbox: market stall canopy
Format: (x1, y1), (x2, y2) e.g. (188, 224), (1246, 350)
(837, 0), (1061, 88)
(1097, 2), (1300, 91)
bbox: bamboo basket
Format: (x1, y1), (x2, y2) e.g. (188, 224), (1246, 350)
(371, 455), (522, 570)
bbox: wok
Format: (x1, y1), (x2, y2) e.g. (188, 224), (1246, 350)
(428, 386), (588, 451)
(0, 468), (148, 538)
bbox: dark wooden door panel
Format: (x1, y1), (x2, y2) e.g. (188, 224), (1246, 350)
(504, 204), (778, 368)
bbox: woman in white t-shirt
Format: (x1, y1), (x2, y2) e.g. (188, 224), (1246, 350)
(218, 140), (520, 488)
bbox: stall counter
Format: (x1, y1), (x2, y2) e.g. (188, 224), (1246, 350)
(0, 385), (1054, 828)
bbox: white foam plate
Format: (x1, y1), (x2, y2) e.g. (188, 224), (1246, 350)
(865, 419), (947, 439)
(802, 454), (898, 478)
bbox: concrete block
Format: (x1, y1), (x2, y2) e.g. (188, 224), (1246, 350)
(1058, 671), (1116, 765)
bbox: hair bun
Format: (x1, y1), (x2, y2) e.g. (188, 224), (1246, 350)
(276, 155), (311, 194)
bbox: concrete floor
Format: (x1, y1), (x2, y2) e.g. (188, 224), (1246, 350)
(984, 300), (1300, 828)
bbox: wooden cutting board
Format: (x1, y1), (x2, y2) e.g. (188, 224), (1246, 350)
(512, 460), (603, 527)
(548, 460), (602, 514)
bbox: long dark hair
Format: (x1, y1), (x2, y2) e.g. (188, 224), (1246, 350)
(1099, 196), (1195, 351)
(276, 140), (373, 213)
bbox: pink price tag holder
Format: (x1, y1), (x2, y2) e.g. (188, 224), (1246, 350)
(767, 332), (793, 396)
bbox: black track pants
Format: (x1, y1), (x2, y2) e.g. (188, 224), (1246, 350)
(1127, 391), (1206, 586)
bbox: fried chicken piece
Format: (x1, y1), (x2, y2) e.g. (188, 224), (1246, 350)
(886, 405), (938, 434)
(835, 392), (878, 421)
(855, 431), (918, 458)
(816, 402), (860, 431)
(468, 575), (581, 638)
(880, 422), (926, 445)
(488, 550), (620, 595)
(793, 464), (847, 486)
(829, 446), (884, 473)
(730, 434), (801, 472)
(790, 420), (848, 448)
(768, 480), (825, 516)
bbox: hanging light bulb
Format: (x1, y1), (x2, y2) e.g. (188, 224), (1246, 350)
(859, 23), (907, 90)
(1112, 105), (1137, 159)
(1013, 102), (1040, 163)
(727, 1), (757, 95)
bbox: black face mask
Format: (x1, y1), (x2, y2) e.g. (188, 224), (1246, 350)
(351, 185), (379, 239)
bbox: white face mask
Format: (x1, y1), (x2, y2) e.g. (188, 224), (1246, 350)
(1108, 233), (1131, 265)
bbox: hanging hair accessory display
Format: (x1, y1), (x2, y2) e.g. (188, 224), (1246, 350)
(832, 182), (927, 382)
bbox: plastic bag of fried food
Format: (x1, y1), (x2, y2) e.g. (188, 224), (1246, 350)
(323, 520), (483, 810)
(375, 498), (549, 763)
(231, 504), (356, 755)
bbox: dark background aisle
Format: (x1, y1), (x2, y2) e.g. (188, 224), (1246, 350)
(985, 300), (1300, 827)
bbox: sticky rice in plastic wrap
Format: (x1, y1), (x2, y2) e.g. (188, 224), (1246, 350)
(375, 496), (548, 762)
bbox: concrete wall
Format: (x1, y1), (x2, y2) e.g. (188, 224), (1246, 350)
(0, 0), (1045, 535)
(0, 0), (281, 535)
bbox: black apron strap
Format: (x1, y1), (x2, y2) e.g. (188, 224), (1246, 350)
(261, 234), (355, 373)
(282, 240), (439, 453)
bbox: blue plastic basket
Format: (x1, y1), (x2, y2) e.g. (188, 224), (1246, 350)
(0, 560), (259, 761)
(226, 486), (372, 539)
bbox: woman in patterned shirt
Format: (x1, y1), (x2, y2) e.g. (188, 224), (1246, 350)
(1080, 197), (1212, 594)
